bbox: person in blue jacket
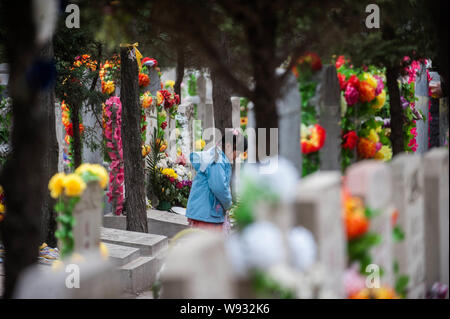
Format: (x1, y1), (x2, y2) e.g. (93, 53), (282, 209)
(186, 129), (247, 231)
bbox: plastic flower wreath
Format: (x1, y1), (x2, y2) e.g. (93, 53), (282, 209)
(103, 96), (124, 216)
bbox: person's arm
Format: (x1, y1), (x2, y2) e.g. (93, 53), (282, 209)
(207, 163), (233, 211)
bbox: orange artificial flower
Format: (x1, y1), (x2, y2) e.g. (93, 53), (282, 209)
(357, 137), (377, 159)
(139, 73), (150, 87)
(358, 80), (376, 102)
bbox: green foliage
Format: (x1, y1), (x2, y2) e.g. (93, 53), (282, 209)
(250, 269), (295, 299)
(348, 232), (382, 274)
(54, 196), (80, 258)
(187, 73), (197, 96)
(392, 225), (405, 242)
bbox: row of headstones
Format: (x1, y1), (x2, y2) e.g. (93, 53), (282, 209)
(161, 148), (449, 298)
(14, 181), (121, 298)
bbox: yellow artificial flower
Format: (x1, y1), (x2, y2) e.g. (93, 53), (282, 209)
(363, 73), (378, 89)
(157, 91), (163, 105)
(99, 242), (109, 260)
(63, 174), (87, 197)
(48, 173), (66, 199)
(374, 145), (393, 162)
(165, 80), (175, 89)
(158, 110), (167, 119)
(0, 203), (5, 214)
(367, 129), (379, 144)
(102, 80), (115, 95)
(75, 164), (109, 189)
(195, 139), (206, 151)
(371, 90), (386, 110)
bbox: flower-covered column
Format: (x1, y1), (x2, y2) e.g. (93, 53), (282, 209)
(104, 97), (124, 216)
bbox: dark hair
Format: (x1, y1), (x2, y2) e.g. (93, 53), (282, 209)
(221, 129), (248, 152)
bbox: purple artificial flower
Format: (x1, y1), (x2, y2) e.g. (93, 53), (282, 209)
(374, 75), (384, 96)
(400, 96), (410, 110)
(344, 84), (359, 106)
(382, 118), (390, 128)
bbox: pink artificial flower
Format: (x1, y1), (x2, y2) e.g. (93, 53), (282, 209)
(344, 84), (359, 106)
(374, 75), (384, 96)
(375, 142), (382, 152)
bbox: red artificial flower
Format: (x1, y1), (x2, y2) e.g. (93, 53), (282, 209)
(160, 121), (167, 130)
(335, 55), (346, 69)
(338, 73), (347, 91)
(141, 57), (158, 68)
(174, 94), (180, 105)
(347, 74), (359, 88)
(301, 124), (326, 154)
(139, 73), (150, 87)
(342, 131), (358, 150)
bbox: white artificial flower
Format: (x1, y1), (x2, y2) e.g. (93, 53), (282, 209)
(288, 226), (317, 272)
(240, 222), (286, 270)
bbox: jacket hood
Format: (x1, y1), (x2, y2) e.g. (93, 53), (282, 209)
(190, 147), (227, 173)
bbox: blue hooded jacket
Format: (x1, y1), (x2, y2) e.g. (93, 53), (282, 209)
(186, 147), (232, 223)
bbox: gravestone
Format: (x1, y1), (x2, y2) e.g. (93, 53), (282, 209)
(231, 96), (241, 129)
(161, 231), (235, 298)
(345, 161), (394, 287)
(316, 65), (341, 170)
(423, 148), (449, 292)
(54, 102), (65, 172)
(71, 181), (104, 252)
(81, 106), (103, 165)
(276, 69), (302, 174)
(148, 67), (161, 96)
(14, 181), (120, 298)
(247, 101), (256, 129)
(294, 171), (346, 298)
(0, 63), (8, 94)
(439, 97), (449, 146)
(390, 153), (426, 298)
(14, 250), (120, 298)
(414, 64), (430, 154)
(177, 102), (195, 157)
(428, 72), (441, 148)
(196, 73), (207, 126)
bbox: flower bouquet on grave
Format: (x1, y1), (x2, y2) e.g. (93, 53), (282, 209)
(226, 157), (333, 298)
(335, 55), (391, 171)
(293, 52), (325, 177)
(341, 184), (405, 298)
(48, 164), (108, 258)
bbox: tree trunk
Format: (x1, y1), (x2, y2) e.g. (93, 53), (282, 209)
(39, 42), (58, 247)
(211, 33), (233, 137)
(245, 5), (279, 158)
(0, 2), (48, 298)
(386, 65), (404, 155)
(174, 41), (184, 101)
(70, 102), (82, 168)
(120, 47), (148, 233)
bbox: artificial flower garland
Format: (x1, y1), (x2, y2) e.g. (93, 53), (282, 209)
(103, 96), (124, 216)
(61, 100), (84, 167)
(293, 52), (326, 177)
(336, 55), (392, 171)
(400, 57), (424, 153)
